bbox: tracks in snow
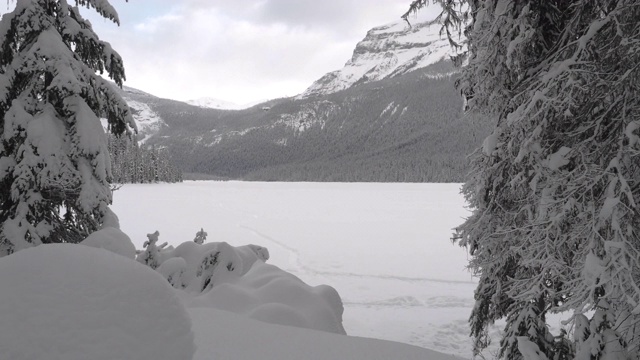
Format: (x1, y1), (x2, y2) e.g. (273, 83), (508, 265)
(239, 225), (476, 286)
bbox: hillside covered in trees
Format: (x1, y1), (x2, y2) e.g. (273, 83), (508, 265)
(125, 62), (491, 183)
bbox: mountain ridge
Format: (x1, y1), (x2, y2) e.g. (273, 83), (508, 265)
(299, 13), (456, 99)
(113, 15), (487, 183)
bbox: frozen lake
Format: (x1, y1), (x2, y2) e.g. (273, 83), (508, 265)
(112, 181), (478, 358)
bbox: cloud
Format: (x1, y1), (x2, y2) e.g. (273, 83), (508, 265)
(86, 0), (442, 103)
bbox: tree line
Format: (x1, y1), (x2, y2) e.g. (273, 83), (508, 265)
(108, 135), (182, 184)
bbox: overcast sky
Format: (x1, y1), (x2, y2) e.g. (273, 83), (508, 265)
(69, 0), (440, 104)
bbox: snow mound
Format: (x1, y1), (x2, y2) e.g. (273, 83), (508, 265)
(189, 307), (461, 360)
(81, 227), (137, 259)
(150, 239), (343, 334)
(190, 261), (346, 334)
(0, 244), (195, 360)
(235, 244), (270, 274)
(157, 241), (246, 292)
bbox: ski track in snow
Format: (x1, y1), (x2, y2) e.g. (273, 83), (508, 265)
(239, 224), (309, 275)
(240, 225), (475, 286)
(343, 295), (475, 309)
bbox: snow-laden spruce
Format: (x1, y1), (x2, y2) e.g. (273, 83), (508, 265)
(0, 0), (136, 255)
(406, 1), (640, 359)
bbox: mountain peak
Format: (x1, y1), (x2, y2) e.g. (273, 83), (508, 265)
(186, 97), (268, 110)
(299, 13), (458, 99)
(186, 97), (241, 110)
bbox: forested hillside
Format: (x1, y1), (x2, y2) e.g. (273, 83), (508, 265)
(139, 63), (491, 182)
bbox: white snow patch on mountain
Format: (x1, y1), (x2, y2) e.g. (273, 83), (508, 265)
(187, 97), (267, 110)
(381, 102), (399, 117)
(300, 11), (459, 98)
(126, 99), (166, 144)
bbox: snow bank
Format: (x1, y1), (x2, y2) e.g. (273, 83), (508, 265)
(0, 244), (195, 360)
(189, 261), (346, 334)
(189, 307), (462, 360)
(81, 226), (136, 259)
(152, 240), (344, 334)
(113, 181), (474, 355)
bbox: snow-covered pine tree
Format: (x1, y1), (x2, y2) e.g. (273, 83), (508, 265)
(405, 0), (640, 358)
(137, 230), (161, 269)
(194, 228), (207, 244)
(0, 0), (136, 255)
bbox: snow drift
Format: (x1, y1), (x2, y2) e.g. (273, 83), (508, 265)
(0, 244), (195, 360)
(145, 238), (346, 334)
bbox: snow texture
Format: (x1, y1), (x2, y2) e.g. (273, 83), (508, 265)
(189, 307), (463, 360)
(81, 226), (137, 259)
(151, 238), (343, 334)
(188, 260), (346, 334)
(156, 241), (245, 291)
(112, 181), (489, 358)
(482, 130), (500, 156)
(517, 337), (550, 360)
(546, 146), (572, 170)
(0, 244), (194, 360)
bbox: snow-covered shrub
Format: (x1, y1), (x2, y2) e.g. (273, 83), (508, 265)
(0, 244), (194, 360)
(137, 230), (162, 269)
(196, 242), (245, 291)
(158, 241), (244, 292)
(194, 227), (207, 244)
(146, 238), (344, 334)
(190, 261), (346, 334)
(157, 257), (187, 288)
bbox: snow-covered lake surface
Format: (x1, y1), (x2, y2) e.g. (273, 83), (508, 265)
(112, 181), (478, 358)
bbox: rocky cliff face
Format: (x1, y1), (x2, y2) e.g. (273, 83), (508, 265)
(118, 86), (168, 144)
(299, 14), (457, 98)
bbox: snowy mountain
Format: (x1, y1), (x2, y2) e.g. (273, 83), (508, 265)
(142, 71), (490, 182)
(299, 13), (458, 98)
(109, 15), (486, 182)
(186, 97), (268, 110)
(125, 100), (166, 144)
(110, 86), (168, 144)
